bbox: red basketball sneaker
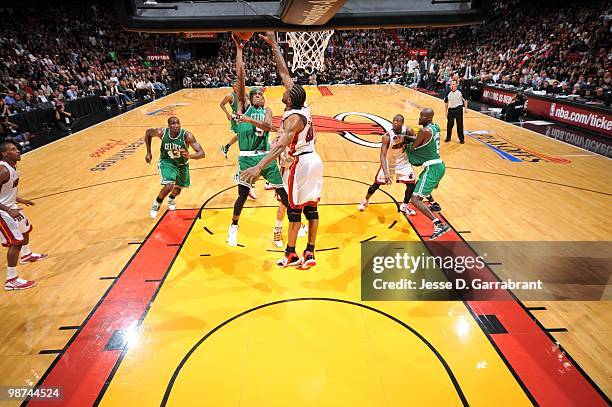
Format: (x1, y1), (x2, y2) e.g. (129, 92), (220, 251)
(4, 277), (36, 290)
(298, 251), (316, 270)
(277, 252), (301, 268)
(20, 253), (49, 264)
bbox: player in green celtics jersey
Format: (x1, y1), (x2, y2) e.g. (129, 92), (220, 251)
(406, 108), (450, 240)
(226, 35), (290, 247)
(144, 116), (205, 218)
(219, 73), (259, 200)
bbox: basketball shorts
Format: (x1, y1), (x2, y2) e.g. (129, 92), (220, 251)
(236, 155), (284, 188)
(0, 210), (32, 247)
(158, 160), (190, 188)
(375, 161), (415, 184)
(414, 162), (445, 197)
(286, 152), (323, 209)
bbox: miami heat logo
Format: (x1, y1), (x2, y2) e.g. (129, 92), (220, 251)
(272, 112), (570, 164)
(272, 112), (389, 148)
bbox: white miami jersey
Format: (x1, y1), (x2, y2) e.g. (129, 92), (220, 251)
(282, 105), (315, 156)
(387, 126), (410, 169)
(0, 161), (18, 210)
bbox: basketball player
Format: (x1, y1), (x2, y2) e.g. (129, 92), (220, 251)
(407, 108), (450, 240)
(358, 114), (417, 216)
(272, 137), (307, 248)
(241, 32), (323, 269)
(0, 142), (47, 290)
(219, 74), (258, 199)
(228, 34), (290, 247)
(358, 114), (442, 214)
(145, 116), (205, 218)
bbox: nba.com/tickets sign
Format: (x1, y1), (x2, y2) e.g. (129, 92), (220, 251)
(482, 86), (612, 137)
(527, 97), (612, 137)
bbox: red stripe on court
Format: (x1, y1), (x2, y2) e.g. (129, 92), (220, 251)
(27, 209), (198, 407)
(317, 86), (333, 96)
(406, 210), (609, 406)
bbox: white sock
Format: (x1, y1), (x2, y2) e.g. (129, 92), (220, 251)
(275, 220), (282, 228)
(7, 266), (17, 280)
(21, 245), (31, 257)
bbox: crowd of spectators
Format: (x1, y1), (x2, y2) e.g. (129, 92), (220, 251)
(1, 0), (610, 132)
(0, 0), (173, 119)
(399, 0), (611, 106)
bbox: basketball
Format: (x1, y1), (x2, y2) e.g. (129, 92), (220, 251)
(234, 32), (253, 41)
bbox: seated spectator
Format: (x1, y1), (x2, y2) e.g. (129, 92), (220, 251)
(66, 85), (80, 101)
(502, 94), (525, 122)
(54, 104), (73, 135)
(558, 82), (571, 96)
(0, 99), (10, 117)
(593, 88), (610, 106)
(11, 94), (29, 114)
(0, 116), (34, 151)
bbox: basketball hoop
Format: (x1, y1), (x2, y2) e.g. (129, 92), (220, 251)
(285, 30), (334, 74)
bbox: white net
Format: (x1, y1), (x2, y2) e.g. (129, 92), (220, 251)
(286, 30), (334, 74)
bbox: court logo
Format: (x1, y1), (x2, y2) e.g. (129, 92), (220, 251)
(272, 112), (387, 148)
(89, 139), (127, 159)
(146, 102), (190, 116)
(465, 130), (571, 163)
(90, 137), (146, 171)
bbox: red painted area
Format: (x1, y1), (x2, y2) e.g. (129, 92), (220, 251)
(406, 210), (609, 406)
(317, 86), (333, 96)
(27, 210), (197, 407)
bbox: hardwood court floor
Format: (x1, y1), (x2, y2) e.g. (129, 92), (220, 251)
(0, 85), (610, 406)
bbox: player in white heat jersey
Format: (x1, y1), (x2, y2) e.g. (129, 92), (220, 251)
(0, 142), (48, 291)
(358, 114), (417, 215)
(241, 31), (323, 270)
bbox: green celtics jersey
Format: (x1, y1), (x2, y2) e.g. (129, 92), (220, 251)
(408, 123), (441, 165)
(231, 92), (239, 114)
(236, 105), (269, 151)
(160, 128), (188, 166)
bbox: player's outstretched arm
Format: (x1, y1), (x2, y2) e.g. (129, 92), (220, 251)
(380, 133), (392, 184)
(260, 31), (294, 90)
(16, 197), (34, 206)
(144, 127), (164, 163)
(239, 115), (300, 184)
(184, 132), (205, 159)
(233, 34), (247, 114)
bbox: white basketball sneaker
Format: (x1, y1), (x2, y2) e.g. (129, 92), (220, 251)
(358, 199), (369, 211)
(248, 188), (258, 199)
(167, 197), (176, 211)
(150, 201), (161, 218)
(4, 277), (36, 290)
(399, 203), (416, 216)
(273, 227), (283, 248)
(227, 224), (239, 247)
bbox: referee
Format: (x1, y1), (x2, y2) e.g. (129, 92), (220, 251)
(444, 80), (467, 143)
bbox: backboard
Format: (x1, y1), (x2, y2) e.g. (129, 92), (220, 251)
(117, 0), (489, 33)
